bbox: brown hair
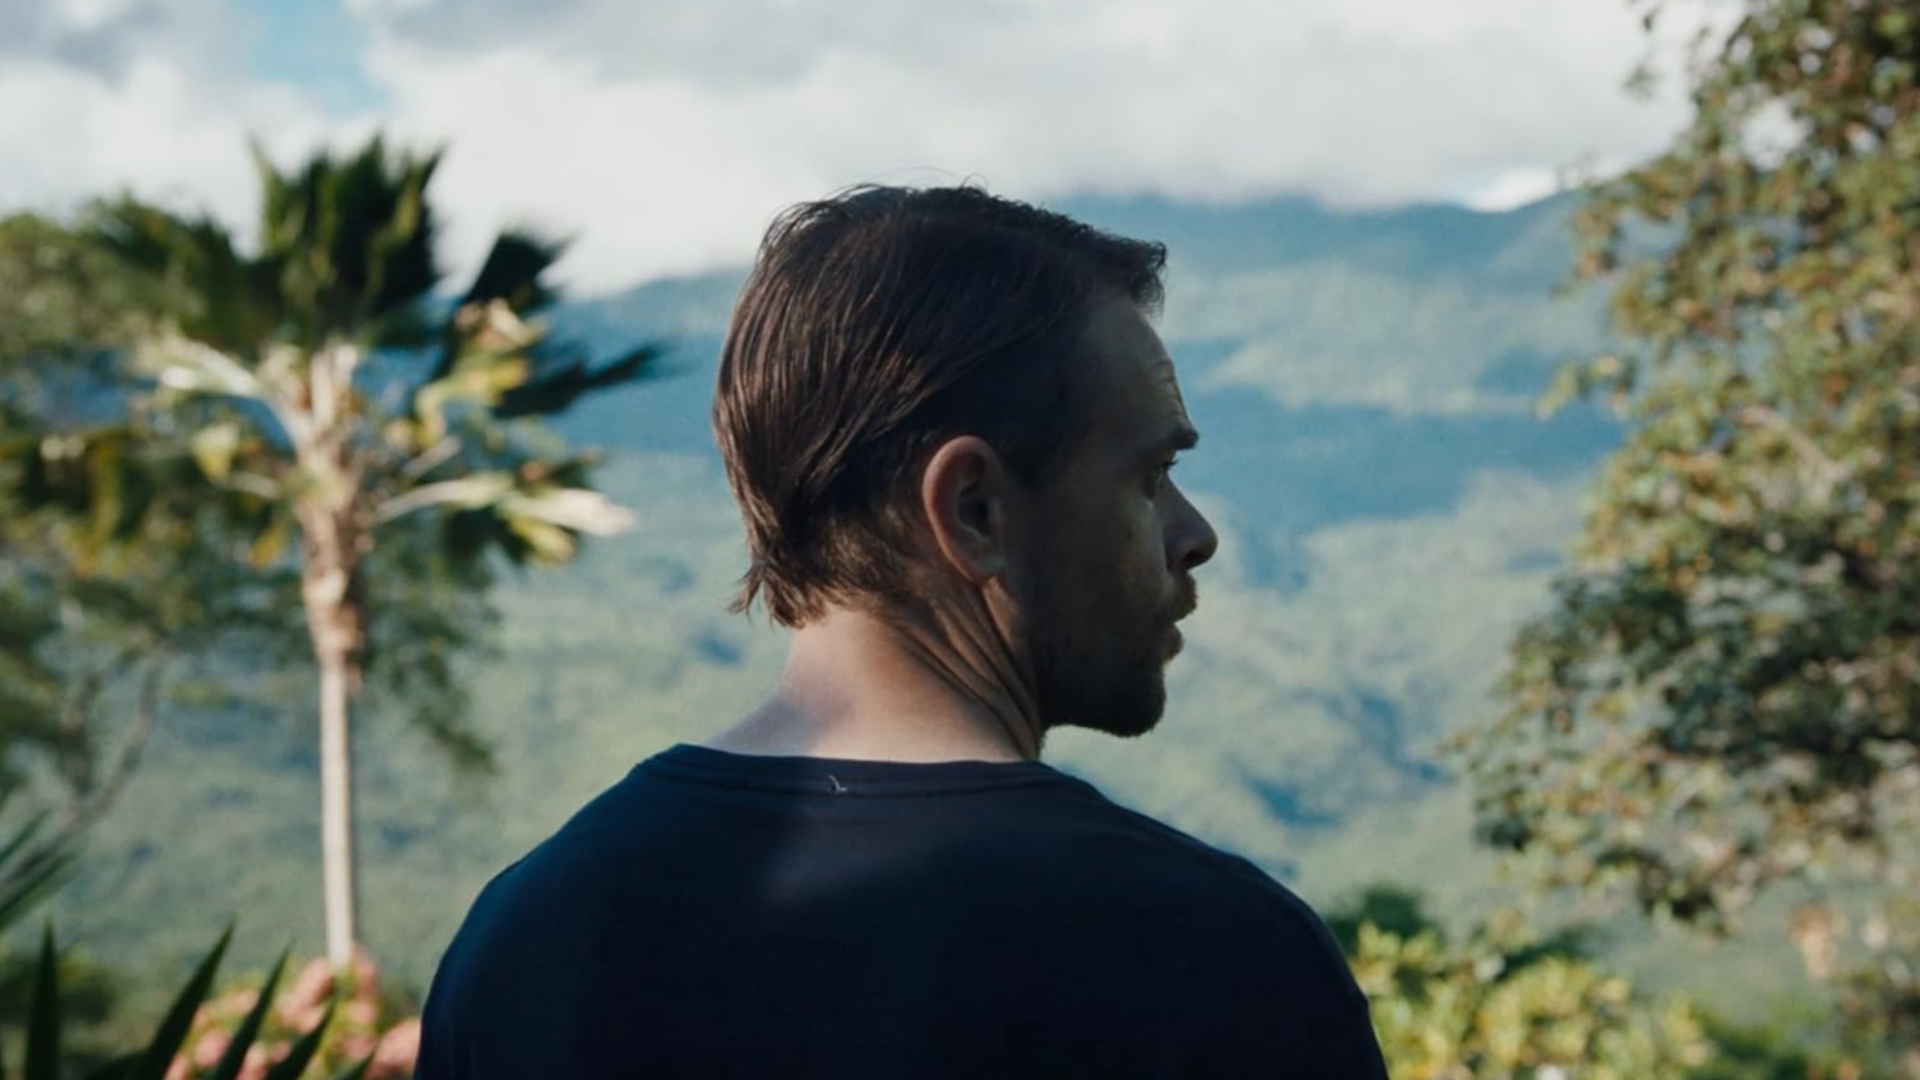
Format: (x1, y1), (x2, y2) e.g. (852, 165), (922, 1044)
(714, 185), (1167, 627)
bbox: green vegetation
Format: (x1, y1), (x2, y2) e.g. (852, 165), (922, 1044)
(1465, 0), (1920, 1070)
(1340, 901), (1710, 1078)
(4, 137), (659, 969)
(6, 1), (1916, 1071)
(12, 190), (1842, 1030)
(0, 211), (295, 932)
(4, 183), (1862, 1067)
(0, 802), (373, 1078)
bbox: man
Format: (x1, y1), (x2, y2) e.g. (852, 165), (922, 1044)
(418, 187), (1389, 1078)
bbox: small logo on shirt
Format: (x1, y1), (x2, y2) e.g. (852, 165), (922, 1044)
(826, 774), (848, 795)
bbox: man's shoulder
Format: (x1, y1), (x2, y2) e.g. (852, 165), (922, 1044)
(1024, 782), (1384, 1073)
(1052, 772), (1336, 926)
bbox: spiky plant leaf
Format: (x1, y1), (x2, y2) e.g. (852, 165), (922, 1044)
(0, 814), (74, 935)
(206, 951), (290, 1080)
(0, 806), (50, 874)
(81, 1051), (139, 1080)
(124, 925), (233, 1080)
(25, 925), (60, 1080)
(261, 1003), (335, 1080)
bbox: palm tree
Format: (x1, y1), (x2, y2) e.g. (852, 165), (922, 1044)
(70, 136), (658, 967)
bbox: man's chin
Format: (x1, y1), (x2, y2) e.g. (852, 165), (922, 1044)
(1055, 715), (1161, 741)
(1069, 678), (1168, 740)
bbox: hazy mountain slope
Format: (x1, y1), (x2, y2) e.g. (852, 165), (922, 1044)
(54, 193), (1710, 1005)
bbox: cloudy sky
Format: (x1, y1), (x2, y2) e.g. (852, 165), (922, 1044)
(1, 0), (1696, 293)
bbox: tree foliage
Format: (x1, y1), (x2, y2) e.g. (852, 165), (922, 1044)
(1320, 888), (1714, 1079)
(0, 134), (662, 965)
(0, 214), (301, 919)
(1465, 0), (1920, 1068)
(1351, 914), (1713, 1079)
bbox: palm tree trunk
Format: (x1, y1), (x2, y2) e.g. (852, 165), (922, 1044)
(317, 635), (356, 969)
(297, 340), (371, 971)
(301, 501), (369, 971)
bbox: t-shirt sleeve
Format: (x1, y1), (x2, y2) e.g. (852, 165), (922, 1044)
(1237, 866), (1392, 1078)
(413, 954), (462, 1080)
(1295, 961), (1391, 1078)
(1288, 904), (1392, 1078)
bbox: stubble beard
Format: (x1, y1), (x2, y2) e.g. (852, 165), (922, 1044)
(1025, 580), (1171, 741)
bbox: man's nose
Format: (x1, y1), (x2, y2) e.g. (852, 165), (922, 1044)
(1169, 485), (1218, 572)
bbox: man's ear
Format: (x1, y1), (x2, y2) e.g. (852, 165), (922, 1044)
(920, 435), (1011, 584)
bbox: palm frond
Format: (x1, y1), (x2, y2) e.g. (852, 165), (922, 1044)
(493, 343), (664, 420)
(464, 231), (565, 314)
(500, 485), (633, 537)
(251, 135), (444, 347)
(374, 472), (516, 524)
(425, 231), (567, 384)
(85, 200), (275, 355)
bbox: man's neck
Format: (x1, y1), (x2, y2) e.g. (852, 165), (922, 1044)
(704, 604), (1045, 763)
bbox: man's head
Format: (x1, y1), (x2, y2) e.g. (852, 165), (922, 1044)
(715, 186), (1217, 737)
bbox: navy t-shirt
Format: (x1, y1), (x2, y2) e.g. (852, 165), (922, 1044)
(417, 745), (1389, 1078)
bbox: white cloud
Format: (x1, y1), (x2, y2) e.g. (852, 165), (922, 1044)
(1462, 167), (1565, 212)
(0, 57), (340, 227)
(4, 0), (1699, 293)
(54, 0), (142, 33)
(353, 0), (1695, 291)
(0, 0), (352, 237)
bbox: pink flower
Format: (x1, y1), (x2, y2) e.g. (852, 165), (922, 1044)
(371, 1018), (423, 1077)
(279, 958), (336, 1023)
(348, 946), (381, 998)
(341, 1033), (377, 1062)
(237, 1045), (270, 1080)
(215, 989), (260, 1017)
(192, 1029), (233, 1068)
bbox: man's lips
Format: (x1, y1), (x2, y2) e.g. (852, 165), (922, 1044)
(1167, 605), (1195, 655)
(1171, 582), (1198, 623)
(1164, 581), (1198, 657)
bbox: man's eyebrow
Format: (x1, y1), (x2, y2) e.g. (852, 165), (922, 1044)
(1138, 423), (1198, 461)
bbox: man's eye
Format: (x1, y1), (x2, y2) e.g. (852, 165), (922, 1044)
(1148, 456), (1179, 493)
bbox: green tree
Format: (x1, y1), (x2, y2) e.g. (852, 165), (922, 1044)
(0, 213), (296, 917)
(3, 136), (658, 968)
(1324, 891), (1711, 1079)
(1324, 884), (1443, 956)
(1464, 0), (1920, 1070)
(1351, 916), (1713, 1079)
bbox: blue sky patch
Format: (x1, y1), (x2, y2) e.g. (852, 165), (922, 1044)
(246, 0), (384, 116)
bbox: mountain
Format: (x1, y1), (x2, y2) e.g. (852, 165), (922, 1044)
(48, 191), (1798, 1013)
